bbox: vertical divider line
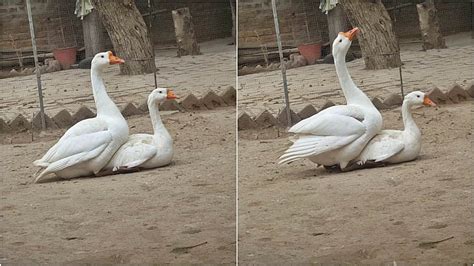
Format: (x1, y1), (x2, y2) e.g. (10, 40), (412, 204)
(234, 0), (239, 264)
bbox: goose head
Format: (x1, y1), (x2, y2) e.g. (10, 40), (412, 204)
(148, 87), (177, 107)
(332, 27), (359, 60)
(91, 51), (124, 71)
(404, 91), (436, 107)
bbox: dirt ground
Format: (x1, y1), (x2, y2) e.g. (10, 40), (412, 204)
(0, 38), (235, 121)
(238, 102), (473, 264)
(238, 32), (473, 117)
(0, 108), (236, 264)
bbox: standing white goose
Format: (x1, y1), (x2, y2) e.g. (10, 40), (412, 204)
(354, 91), (436, 165)
(33, 51), (129, 182)
(279, 28), (383, 169)
(104, 88), (176, 171)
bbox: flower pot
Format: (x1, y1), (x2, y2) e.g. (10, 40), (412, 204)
(52, 47), (77, 70)
(297, 43), (322, 65)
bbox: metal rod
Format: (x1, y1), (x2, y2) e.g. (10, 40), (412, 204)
(148, 0), (158, 88)
(393, 2), (404, 99)
(271, 0), (292, 127)
(399, 65), (404, 98)
(26, 0), (45, 130)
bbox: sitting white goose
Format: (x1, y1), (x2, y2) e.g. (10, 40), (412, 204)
(354, 91), (436, 165)
(279, 28), (383, 169)
(104, 88), (176, 171)
(33, 51), (129, 183)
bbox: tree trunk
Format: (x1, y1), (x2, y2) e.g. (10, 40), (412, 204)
(82, 9), (107, 58)
(172, 7), (201, 56)
(416, 0), (447, 50)
(91, 0), (155, 75)
(327, 4), (350, 51)
(339, 0), (401, 70)
(230, 0), (236, 43)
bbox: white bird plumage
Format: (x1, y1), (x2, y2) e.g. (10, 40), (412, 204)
(104, 88), (176, 171)
(33, 51), (128, 183)
(355, 91), (436, 165)
(279, 28), (383, 169)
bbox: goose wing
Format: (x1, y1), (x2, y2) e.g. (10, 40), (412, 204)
(356, 130), (405, 164)
(289, 105), (366, 136)
(34, 130), (113, 182)
(279, 105), (366, 164)
(107, 135), (158, 170)
(34, 118), (107, 167)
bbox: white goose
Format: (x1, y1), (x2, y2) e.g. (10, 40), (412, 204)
(279, 28), (383, 169)
(354, 91), (436, 165)
(33, 51), (129, 182)
(104, 88), (176, 171)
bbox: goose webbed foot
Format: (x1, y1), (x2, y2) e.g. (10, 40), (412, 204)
(340, 163), (364, 172)
(96, 166), (141, 177)
(323, 164), (341, 172)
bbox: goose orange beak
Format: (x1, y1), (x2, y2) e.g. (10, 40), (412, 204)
(341, 27), (359, 41)
(423, 95), (436, 107)
(167, 89), (177, 100)
(108, 51), (125, 65)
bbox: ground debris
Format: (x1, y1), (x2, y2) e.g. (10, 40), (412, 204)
(64, 236), (85, 241)
(418, 236), (454, 249)
(171, 241), (208, 254)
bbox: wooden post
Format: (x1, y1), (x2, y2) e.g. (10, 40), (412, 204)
(82, 9), (107, 58)
(26, 0), (46, 130)
(416, 0), (446, 50)
(172, 7), (201, 56)
(327, 4), (349, 51)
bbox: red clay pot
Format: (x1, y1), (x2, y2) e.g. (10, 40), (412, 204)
(297, 43), (322, 65)
(53, 47), (77, 70)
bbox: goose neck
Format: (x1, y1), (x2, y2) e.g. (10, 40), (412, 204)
(90, 67), (121, 117)
(334, 54), (372, 106)
(401, 101), (420, 135)
(148, 101), (170, 137)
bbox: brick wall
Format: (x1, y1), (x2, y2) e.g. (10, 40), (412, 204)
(136, 0), (234, 45)
(0, 0), (83, 52)
(0, 0), (232, 54)
(238, 0), (328, 49)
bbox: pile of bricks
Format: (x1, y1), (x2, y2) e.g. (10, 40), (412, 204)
(0, 87), (235, 134)
(238, 82), (474, 130)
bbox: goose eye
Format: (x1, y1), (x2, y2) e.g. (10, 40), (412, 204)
(339, 39), (342, 43)
(417, 95), (420, 98)
(101, 55), (104, 58)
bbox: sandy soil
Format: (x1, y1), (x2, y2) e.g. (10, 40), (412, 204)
(0, 108), (236, 264)
(238, 102), (473, 264)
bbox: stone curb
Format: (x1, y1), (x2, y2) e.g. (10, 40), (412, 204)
(238, 83), (473, 130)
(1, 87), (236, 134)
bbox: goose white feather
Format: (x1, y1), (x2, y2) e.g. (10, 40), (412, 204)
(355, 91), (436, 165)
(104, 88), (176, 171)
(279, 28), (383, 169)
(33, 52), (129, 182)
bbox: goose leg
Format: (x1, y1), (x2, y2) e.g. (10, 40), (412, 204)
(114, 166), (141, 174)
